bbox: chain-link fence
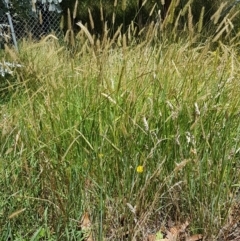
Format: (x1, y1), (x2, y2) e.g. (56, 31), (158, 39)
(0, 11), (62, 38)
(0, 3), (62, 49)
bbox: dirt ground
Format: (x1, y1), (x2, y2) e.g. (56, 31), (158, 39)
(217, 201), (240, 241)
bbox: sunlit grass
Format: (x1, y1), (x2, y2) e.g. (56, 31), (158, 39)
(0, 24), (240, 240)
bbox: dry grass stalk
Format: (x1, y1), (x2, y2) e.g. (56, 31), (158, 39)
(73, 0), (78, 20)
(80, 212), (94, 241)
(3, 32), (10, 43)
(60, 15), (64, 30)
(229, 9), (240, 21)
(96, 39), (101, 53)
(32, 0), (36, 12)
(100, 4), (104, 22)
(174, 159), (191, 174)
(127, 24), (132, 42)
(138, 26), (145, 36)
(101, 22), (109, 48)
(181, 0), (193, 16)
(188, 5), (194, 35)
(112, 12), (116, 25)
(149, 3), (157, 17)
(8, 208), (26, 219)
(70, 30), (75, 47)
(122, 33), (127, 53)
(197, 42), (210, 61)
(67, 8), (72, 30)
(76, 22), (94, 46)
(117, 32), (122, 47)
(121, 0), (126, 11)
(225, 18), (234, 39)
(101, 93), (117, 105)
(156, 9), (161, 22)
(64, 9), (75, 46)
(214, 8), (237, 39)
(4, 44), (18, 61)
(197, 6), (205, 33)
(39, 10), (43, 25)
(77, 39), (88, 56)
(142, 0), (148, 7)
(145, 21), (154, 41)
(213, 24), (229, 42)
(153, 22), (159, 39)
(131, 20), (135, 32)
(167, 0), (177, 24)
(172, 10), (181, 36)
(161, 0), (179, 29)
(114, 0), (117, 7)
(230, 29), (240, 44)
(210, 2), (228, 25)
(109, 24), (123, 47)
(215, 7), (238, 36)
(64, 29), (70, 44)
(88, 8), (95, 30)
(216, 15), (228, 33)
(41, 34), (58, 43)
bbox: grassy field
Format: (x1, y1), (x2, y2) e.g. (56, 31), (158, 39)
(1, 4), (240, 241)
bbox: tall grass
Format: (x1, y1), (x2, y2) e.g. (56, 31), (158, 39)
(1, 2), (240, 241)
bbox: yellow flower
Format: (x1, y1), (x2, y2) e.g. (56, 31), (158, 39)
(137, 165), (143, 173)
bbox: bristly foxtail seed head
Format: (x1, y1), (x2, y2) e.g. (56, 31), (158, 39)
(60, 15), (64, 30)
(173, 11), (181, 36)
(181, 0), (193, 16)
(64, 29), (70, 43)
(142, 116), (149, 132)
(67, 8), (72, 30)
(188, 5), (193, 35)
(100, 4), (104, 22)
(76, 22), (94, 46)
(194, 103), (200, 116)
(149, 3), (157, 17)
(198, 6), (205, 33)
(112, 12), (116, 25)
(96, 39), (101, 52)
(70, 30), (75, 47)
(117, 33), (122, 47)
(88, 8), (94, 30)
(101, 93), (117, 105)
(142, 0), (148, 7)
(123, 33), (127, 50)
(109, 24), (123, 47)
(210, 2), (228, 25)
(128, 26), (131, 41)
(121, 0), (126, 11)
(73, 0), (78, 20)
(131, 21), (134, 32)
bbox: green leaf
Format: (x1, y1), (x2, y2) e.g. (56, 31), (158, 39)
(156, 230), (164, 240)
(30, 227), (45, 241)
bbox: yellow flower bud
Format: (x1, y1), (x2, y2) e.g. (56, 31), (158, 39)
(137, 165), (143, 173)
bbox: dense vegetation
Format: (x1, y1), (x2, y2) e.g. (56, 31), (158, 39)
(0, 0), (240, 240)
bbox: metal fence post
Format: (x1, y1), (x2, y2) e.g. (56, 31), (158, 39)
(6, 12), (18, 51)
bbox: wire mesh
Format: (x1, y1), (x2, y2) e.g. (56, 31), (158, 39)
(0, 3), (62, 46)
